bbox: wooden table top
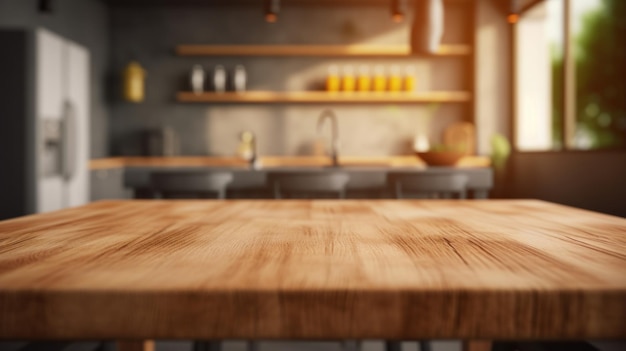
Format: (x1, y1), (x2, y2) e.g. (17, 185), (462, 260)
(0, 200), (625, 340)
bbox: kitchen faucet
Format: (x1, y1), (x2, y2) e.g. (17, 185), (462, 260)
(316, 109), (340, 167)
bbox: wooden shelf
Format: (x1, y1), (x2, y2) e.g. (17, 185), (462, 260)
(175, 44), (471, 57)
(176, 91), (471, 104)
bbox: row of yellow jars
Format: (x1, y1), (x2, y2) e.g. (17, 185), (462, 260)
(326, 65), (416, 92)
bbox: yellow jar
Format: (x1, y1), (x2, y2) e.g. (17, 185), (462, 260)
(326, 65), (340, 92)
(373, 65), (386, 92)
(388, 65), (402, 92)
(342, 65), (356, 92)
(404, 65), (417, 91)
(357, 65), (371, 92)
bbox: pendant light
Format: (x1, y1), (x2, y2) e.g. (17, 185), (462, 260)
(265, 0), (280, 23)
(391, 0), (408, 23)
(410, 0), (445, 54)
(507, 0), (519, 24)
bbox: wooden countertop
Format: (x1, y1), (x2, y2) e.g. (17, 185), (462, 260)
(1, 200), (624, 340)
(89, 155), (491, 170)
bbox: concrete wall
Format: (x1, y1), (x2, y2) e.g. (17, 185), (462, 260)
(507, 151), (626, 217)
(474, 0), (511, 154)
(109, 2), (473, 156)
(0, 0), (110, 158)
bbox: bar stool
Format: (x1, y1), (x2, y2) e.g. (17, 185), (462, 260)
(387, 172), (468, 199)
(268, 172), (350, 199)
(150, 171), (233, 199)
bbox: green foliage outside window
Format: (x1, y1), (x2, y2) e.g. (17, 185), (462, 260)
(552, 0), (626, 149)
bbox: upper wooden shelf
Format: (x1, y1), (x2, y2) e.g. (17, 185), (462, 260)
(175, 44), (471, 57)
(177, 91), (471, 104)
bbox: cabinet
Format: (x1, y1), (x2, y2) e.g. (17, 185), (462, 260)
(90, 168), (130, 201)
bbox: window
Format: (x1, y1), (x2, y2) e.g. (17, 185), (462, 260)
(514, 0), (626, 151)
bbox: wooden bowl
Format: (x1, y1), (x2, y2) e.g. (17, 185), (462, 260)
(416, 151), (465, 166)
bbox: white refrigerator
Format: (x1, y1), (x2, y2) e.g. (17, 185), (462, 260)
(0, 28), (89, 219)
(36, 28), (89, 213)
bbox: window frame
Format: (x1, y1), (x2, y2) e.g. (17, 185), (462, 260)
(510, 0), (625, 153)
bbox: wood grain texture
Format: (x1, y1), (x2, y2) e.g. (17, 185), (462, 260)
(176, 91), (471, 104)
(175, 44), (471, 57)
(1, 200), (625, 339)
(88, 156), (491, 170)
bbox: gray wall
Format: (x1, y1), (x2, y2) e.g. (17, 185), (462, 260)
(507, 151), (626, 217)
(109, 3), (473, 156)
(0, 0), (110, 158)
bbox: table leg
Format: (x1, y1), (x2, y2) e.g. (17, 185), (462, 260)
(193, 341), (222, 351)
(463, 341), (492, 351)
(385, 341), (402, 351)
(248, 341), (260, 351)
(342, 340), (361, 351)
(419, 341), (431, 351)
(116, 340), (154, 351)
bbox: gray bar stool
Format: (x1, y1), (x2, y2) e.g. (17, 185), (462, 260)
(268, 172), (350, 199)
(387, 172), (468, 199)
(150, 171), (233, 199)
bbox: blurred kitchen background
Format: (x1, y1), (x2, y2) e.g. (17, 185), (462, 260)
(1, 0), (624, 217)
(0, 1), (625, 350)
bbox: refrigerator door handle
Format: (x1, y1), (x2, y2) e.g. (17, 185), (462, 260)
(61, 100), (77, 181)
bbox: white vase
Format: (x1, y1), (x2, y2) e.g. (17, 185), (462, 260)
(413, 134), (431, 152)
(233, 65), (247, 92)
(190, 65), (205, 94)
(213, 65), (226, 93)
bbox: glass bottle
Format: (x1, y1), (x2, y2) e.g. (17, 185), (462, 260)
(357, 65), (371, 92)
(388, 65), (402, 92)
(373, 65), (386, 92)
(404, 65), (416, 92)
(326, 65), (340, 92)
(342, 65), (356, 92)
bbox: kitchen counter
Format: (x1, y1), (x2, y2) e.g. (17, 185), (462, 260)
(1, 199), (625, 341)
(112, 161), (492, 196)
(92, 156), (493, 198)
(89, 156), (494, 199)
(89, 155), (491, 170)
